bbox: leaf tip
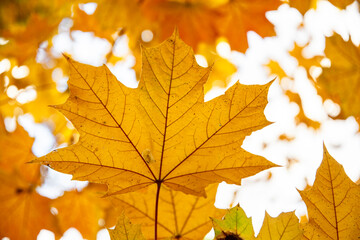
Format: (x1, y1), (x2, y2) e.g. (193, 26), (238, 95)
(62, 53), (70, 61)
(172, 26), (180, 38)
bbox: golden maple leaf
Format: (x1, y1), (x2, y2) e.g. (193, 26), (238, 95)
(256, 212), (302, 239)
(110, 184), (223, 239)
(211, 205), (302, 240)
(212, 204), (255, 239)
(71, 0), (280, 53)
(0, 117), (37, 180)
(51, 183), (115, 240)
(299, 145), (360, 239)
(35, 30), (276, 197)
(317, 33), (360, 126)
(0, 172), (59, 240)
(108, 213), (146, 240)
(0, 120), (59, 239)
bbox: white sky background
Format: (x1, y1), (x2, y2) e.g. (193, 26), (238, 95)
(2, 1), (360, 240)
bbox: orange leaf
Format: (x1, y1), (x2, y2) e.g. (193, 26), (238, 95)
(0, 122), (58, 239)
(0, 171), (59, 240)
(52, 184), (113, 239)
(71, 0), (280, 52)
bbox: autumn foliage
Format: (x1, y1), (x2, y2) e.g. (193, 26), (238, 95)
(1, 0), (360, 240)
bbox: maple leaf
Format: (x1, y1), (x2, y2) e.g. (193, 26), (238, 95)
(0, 117), (37, 180)
(51, 183), (114, 240)
(71, 0), (280, 53)
(256, 212), (302, 239)
(299, 145), (360, 239)
(0, 171), (59, 240)
(212, 0), (280, 52)
(108, 212), (146, 240)
(109, 184), (224, 239)
(211, 204), (255, 240)
(0, 121), (59, 239)
(35, 30), (276, 197)
(212, 205), (302, 240)
(317, 33), (360, 127)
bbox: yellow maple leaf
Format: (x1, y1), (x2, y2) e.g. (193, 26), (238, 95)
(108, 212), (146, 240)
(0, 118), (37, 181)
(52, 183), (114, 240)
(0, 171), (59, 240)
(0, 121), (59, 239)
(212, 204), (255, 240)
(299, 145), (360, 239)
(256, 212), (302, 240)
(71, 0), (280, 53)
(316, 34), (360, 126)
(110, 184), (223, 239)
(35, 30), (276, 198)
(211, 205), (302, 240)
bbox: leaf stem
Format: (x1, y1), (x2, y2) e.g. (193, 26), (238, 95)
(155, 181), (162, 240)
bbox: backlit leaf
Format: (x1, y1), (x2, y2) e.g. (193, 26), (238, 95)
(0, 122), (58, 239)
(71, 0), (280, 52)
(317, 33), (360, 127)
(212, 205), (303, 240)
(110, 184), (223, 239)
(299, 145), (360, 239)
(211, 204), (255, 240)
(35, 30), (276, 196)
(0, 171), (59, 240)
(108, 213), (145, 240)
(256, 212), (302, 240)
(52, 183), (114, 240)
